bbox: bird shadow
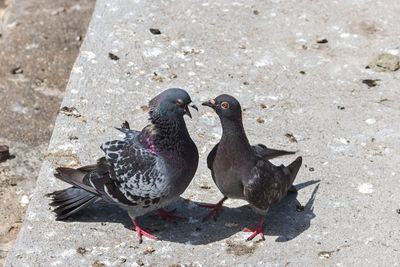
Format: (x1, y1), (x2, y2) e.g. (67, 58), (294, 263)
(60, 180), (320, 245)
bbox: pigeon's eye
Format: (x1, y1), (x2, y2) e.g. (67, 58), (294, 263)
(176, 99), (183, 105)
(221, 102), (229, 109)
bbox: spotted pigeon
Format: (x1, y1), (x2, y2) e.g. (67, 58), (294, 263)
(47, 88), (199, 243)
(202, 94), (302, 241)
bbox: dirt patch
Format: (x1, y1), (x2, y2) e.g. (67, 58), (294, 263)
(226, 239), (258, 256)
(366, 53), (400, 72)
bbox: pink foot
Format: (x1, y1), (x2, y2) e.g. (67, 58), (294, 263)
(150, 208), (185, 223)
(199, 197), (227, 221)
(129, 219), (158, 244)
(243, 217), (265, 241)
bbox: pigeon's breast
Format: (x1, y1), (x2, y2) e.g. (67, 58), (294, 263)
(212, 157), (249, 200)
(163, 152), (198, 197)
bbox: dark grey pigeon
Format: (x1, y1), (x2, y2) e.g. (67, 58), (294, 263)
(202, 94), (302, 241)
(47, 88), (199, 243)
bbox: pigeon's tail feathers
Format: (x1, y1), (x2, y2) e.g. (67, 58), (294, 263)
(47, 187), (99, 220)
(253, 144), (296, 160)
(287, 156), (302, 187)
(121, 120), (130, 129)
(54, 167), (98, 195)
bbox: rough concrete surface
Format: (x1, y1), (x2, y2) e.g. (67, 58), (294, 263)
(0, 0), (95, 265)
(5, 0), (400, 266)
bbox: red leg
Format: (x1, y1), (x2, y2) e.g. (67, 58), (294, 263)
(150, 208), (185, 223)
(243, 216), (265, 241)
(199, 196), (227, 221)
(129, 218), (158, 244)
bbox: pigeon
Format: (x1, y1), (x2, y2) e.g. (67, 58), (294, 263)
(202, 94), (302, 241)
(47, 88), (199, 243)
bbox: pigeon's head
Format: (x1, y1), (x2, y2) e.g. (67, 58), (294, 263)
(149, 88), (198, 119)
(202, 94), (242, 120)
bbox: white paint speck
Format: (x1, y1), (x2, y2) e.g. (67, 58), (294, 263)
(143, 48), (163, 57)
(72, 66), (83, 74)
(51, 260), (63, 266)
(388, 49), (399, 55)
(365, 236), (374, 244)
(358, 183), (374, 194)
(61, 249), (76, 258)
(10, 102), (28, 114)
(340, 33), (350, 38)
(81, 51), (96, 60)
(20, 195), (30, 206)
(25, 43), (39, 50)
(254, 53), (274, 67)
(365, 118), (376, 125)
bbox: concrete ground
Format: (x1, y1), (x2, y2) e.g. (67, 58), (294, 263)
(0, 0), (95, 265)
(5, 0), (400, 266)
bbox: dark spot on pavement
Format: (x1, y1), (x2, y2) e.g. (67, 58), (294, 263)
(316, 38), (328, 44)
(140, 105), (149, 112)
(150, 28), (161, 35)
(92, 260), (106, 267)
(0, 145), (11, 163)
(108, 52), (119, 60)
(11, 67), (23, 74)
(285, 133), (298, 143)
(362, 79), (380, 87)
(76, 247), (87, 256)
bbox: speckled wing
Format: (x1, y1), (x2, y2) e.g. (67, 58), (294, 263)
(243, 159), (294, 212)
(85, 128), (168, 208)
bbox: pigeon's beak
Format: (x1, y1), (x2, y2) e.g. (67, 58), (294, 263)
(184, 102), (198, 119)
(202, 99), (216, 109)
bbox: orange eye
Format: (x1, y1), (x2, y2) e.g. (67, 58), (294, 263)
(176, 99), (183, 105)
(221, 102), (229, 109)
